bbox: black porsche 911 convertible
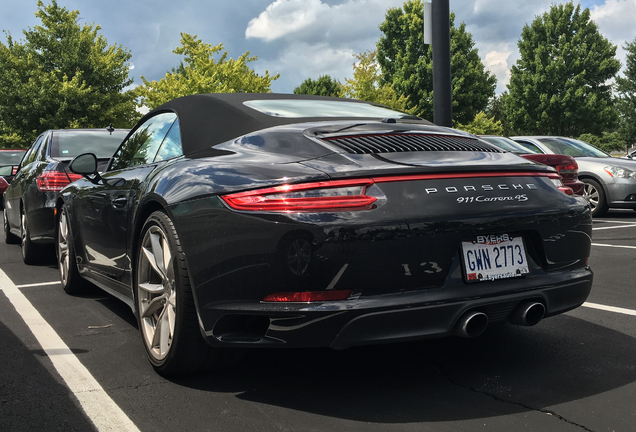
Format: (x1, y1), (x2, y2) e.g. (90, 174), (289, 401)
(56, 93), (593, 375)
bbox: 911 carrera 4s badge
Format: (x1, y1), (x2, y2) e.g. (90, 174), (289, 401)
(461, 234), (529, 282)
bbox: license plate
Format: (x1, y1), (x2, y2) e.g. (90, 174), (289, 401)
(461, 234), (529, 282)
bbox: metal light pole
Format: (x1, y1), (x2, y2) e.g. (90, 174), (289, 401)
(426, 0), (453, 127)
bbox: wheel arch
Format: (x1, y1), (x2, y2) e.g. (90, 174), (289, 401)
(578, 174), (609, 199)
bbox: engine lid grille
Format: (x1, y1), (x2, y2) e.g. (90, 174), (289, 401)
(321, 134), (502, 154)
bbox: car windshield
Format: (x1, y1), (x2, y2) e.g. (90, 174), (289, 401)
(479, 136), (539, 154)
(243, 99), (422, 120)
(50, 130), (129, 159)
(0, 150), (26, 165)
(538, 137), (610, 158)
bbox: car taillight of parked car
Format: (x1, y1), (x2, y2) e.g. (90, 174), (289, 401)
(547, 173), (574, 195)
(36, 171), (84, 192)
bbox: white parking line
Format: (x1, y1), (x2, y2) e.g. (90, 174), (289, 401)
(16, 281), (60, 288)
(592, 243), (636, 250)
(583, 302), (636, 316)
(0, 269), (140, 432)
(593, 220), (636, 225)
(593, 224), (636, 231)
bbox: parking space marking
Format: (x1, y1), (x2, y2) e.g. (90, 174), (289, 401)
(592, 224), (636, 231)
(16, 281), (60, 288)
(592, 243), (636, 250)
(583, 302), (636, 316)
(593, 219), (636, 224)
(0, 269), (140, 432)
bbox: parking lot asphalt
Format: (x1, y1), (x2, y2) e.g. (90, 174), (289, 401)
(1, 211), (635, 432)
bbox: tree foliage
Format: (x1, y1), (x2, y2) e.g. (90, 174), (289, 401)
(485, 93), (515, 137)
(506, 2), (620, 137)
(578, 132), (626, 153)
(294, 75), (341, 97)
(454, 112), (504, 136)
(137, 33), (280, 110)
(0, 0), (138, 147)
(616, 37), (636, 146)
(339, 50), (414, 113)
(376, 0), (496, 124)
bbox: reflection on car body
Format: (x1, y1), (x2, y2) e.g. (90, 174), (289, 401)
(54, 94), (593, 376)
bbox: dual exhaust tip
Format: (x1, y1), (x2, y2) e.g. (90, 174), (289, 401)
(452, 301), (546, 338)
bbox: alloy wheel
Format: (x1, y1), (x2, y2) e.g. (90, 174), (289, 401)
(57, 211), (70, 286)
(583, 183), (599, 211)
(21, 212), (27, 258)
(137, 225), (177, 362)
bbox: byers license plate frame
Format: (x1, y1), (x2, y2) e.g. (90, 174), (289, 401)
(461, 234), (529, 283)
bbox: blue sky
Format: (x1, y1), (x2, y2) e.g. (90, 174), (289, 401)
(0, 0), (633, 95)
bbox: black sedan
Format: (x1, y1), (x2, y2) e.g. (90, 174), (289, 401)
(57, 94), (593, 376)
(3, 128), (128, 263)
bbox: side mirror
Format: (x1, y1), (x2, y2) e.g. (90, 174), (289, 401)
(70, 153), (98, 175)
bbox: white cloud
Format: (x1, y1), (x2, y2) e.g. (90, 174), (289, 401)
(484, 49), (512, 92)
(246, 0), (328, 42)
(247, 0), (404, 46)
(247, 0), (405, 91)
(590, 0), (636, 68)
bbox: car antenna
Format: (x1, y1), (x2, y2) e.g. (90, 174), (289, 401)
(106, 124), (115, 135)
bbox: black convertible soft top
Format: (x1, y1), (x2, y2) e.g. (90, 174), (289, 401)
(145, 93), (431, 157)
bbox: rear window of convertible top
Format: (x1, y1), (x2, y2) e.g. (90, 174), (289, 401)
(243, 99), (421, 120)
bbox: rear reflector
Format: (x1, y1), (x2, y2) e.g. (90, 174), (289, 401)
(36, 171), (83, 192)
(262, 290), (352, 302)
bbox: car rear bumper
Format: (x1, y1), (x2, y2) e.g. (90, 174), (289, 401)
(200, 266), (593, 348)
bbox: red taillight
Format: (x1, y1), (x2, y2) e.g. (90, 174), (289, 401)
(262, 290), (352, 302)
(12, 166), (18, 175)
(36, 171), (83, 191)
(222, 179), (377, 212)
(554, 162), (578, 175)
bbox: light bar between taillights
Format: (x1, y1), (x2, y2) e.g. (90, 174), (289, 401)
(221, 171), (567, 212)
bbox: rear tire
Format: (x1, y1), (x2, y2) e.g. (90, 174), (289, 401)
(582, 179), (608, 217)
(57, 207), (87, 295)
(21, 209), (41, 264)
(3, 207), (19, 244)
(136, 210), (220, 376)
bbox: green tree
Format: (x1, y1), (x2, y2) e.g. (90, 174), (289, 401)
(616, 38), (636, 147)
(455, 112), (504, 136)
(0, 0), (138, 147)
(485, 93), (515, 136)
(579, 132), (626, 153)
(294, 75), (341, 97)
(339, 50), (414, 113)
(376, 0), (496, 123)
(137, 33), (280, 110)
(506, 2), (620, 136)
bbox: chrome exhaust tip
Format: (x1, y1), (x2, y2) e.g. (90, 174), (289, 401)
(452, 311), (488, 338)
(509, 301), (545, 326)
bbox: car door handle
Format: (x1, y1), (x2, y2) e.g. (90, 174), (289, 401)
(112, 196), (127, 208)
